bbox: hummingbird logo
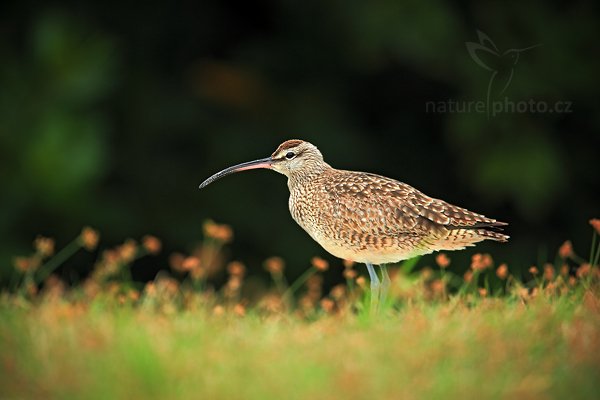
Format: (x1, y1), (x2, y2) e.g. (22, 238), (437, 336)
(466, 30), (541, 116)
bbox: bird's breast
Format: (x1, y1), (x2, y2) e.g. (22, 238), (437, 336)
(289, 187), (314, 231)
(286, 179), (431, 264)
(289, 184), (362, 256)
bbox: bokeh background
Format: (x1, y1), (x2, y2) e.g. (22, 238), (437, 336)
(1, 0), (598, 286)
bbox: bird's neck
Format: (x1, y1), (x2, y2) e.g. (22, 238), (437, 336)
(287, 162), (332, 189)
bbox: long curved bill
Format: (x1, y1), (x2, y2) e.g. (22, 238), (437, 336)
(199, 157), (273, 189)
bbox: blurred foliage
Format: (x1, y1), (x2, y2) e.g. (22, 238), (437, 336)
(0, 0), (598, 285)
(3, 285), (599, 399)
(1, 223), (600, 398)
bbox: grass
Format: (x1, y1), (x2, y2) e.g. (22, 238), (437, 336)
(1, 290), (599, 399)
(1, 220), (600, 399)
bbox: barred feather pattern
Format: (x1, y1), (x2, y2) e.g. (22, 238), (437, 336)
(200, 139), (508, 266)
(282, 142), (508, 265)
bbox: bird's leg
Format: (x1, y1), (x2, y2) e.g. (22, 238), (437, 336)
(366, 263), (380, 313)
(379, 264), (391, 308)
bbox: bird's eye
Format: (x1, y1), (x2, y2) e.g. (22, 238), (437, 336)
(285, 151), (295, 159)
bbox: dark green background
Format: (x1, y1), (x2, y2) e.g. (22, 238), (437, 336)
(1, 0), (598, 284)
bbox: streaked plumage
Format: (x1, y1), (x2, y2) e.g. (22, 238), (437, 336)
(199, 139), (508, 311)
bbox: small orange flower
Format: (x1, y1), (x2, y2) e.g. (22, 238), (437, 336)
(306, 275), (323, 291)
(169, 252), (185, 272)
(128, 289), (140, 301)
(260, 294), (284, 313)
(470, 254), (482, 270)
(435, 253), (451, 269)
(529, 266), (539, 275)
(157, 277), (179, 296)
(264, 257), (285, 274)
(83, 279), (101, 298)
(558, 240), (573, 259)
(43, 275), (65, 298)
(13, 257), (28, 272)
(298, 295), (316, 312)
(589, 218), (600, 234)
(34, 236), (55, 257)
(25, 282), (38, 297)
(13, 256), (40, 273)
(227, 261), (246, 277)
(190, 264), (206, 281)
(471, 253), (492, 271)
(496, 263), (508, 280)
(330, 284), (346, 300)
(482, 254), (493, 268)
(44, 274), (63, 290)
(117, 239), (137, 263)
(342, 259), (355, 269)
(102, 249), (120, 266)
(203, 220), (233, 242)
(80, 227), (99, 251)
(226, 276), (242, 292)
(543, 264), (555, 281)
(311, 256), (329, 271)
(233, 303), (246, 317)
(421, 267), (433, 280)
(431, 279), (446, 296)
(181, 256), (200, 271)
(560, 264), (569, 276)
(320, 298), (335, 313)
(464, 270), (473, 283)
(356, 276), (367, 289)
(142, 235), (162, 255)
(478, 288), (488, 297)
(213, 305), (225, 316)
(144, 282), (157, 297)
(545, 281), (558, 295)
(576, 263), (591, 278)
(343, 268), (357, 280)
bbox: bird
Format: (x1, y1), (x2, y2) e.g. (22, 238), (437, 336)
(199, 139), (508, 312)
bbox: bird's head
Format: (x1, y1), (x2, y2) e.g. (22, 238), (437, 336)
(269, 139), (326, 176)
(199, 139), (328, 189)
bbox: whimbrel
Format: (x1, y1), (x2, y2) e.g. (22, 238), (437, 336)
(199, 140), (508, 311)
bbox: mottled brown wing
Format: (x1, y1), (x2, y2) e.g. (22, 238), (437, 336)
(322, 171), (505, 237)
(395, 177), (507, 229)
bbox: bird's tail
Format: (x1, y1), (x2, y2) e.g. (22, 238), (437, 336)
(474, 228), (509, 242)
(432, 227), (509, 251)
